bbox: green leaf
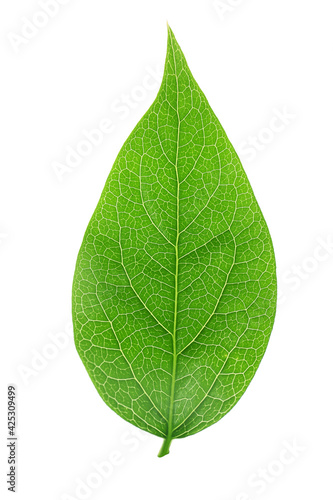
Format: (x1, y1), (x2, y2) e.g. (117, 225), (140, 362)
(72, 26), (277, 457)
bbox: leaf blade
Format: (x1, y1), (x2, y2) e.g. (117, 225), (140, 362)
(72, 26), (277, 455)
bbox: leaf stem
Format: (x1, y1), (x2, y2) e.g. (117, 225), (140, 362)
(158, 435), (173, 457)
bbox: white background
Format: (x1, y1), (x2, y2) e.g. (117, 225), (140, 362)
(1, 0), (332, 499)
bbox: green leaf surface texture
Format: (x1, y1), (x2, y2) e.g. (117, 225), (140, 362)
(72, 26), (277, 456)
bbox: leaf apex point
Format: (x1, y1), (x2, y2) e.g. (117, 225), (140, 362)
(166, 22), (174, 36)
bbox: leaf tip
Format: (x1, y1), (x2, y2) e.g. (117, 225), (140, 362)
(166, 22), (175, 39)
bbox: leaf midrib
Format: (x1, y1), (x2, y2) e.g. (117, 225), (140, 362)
(166, 31), (180, 445)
